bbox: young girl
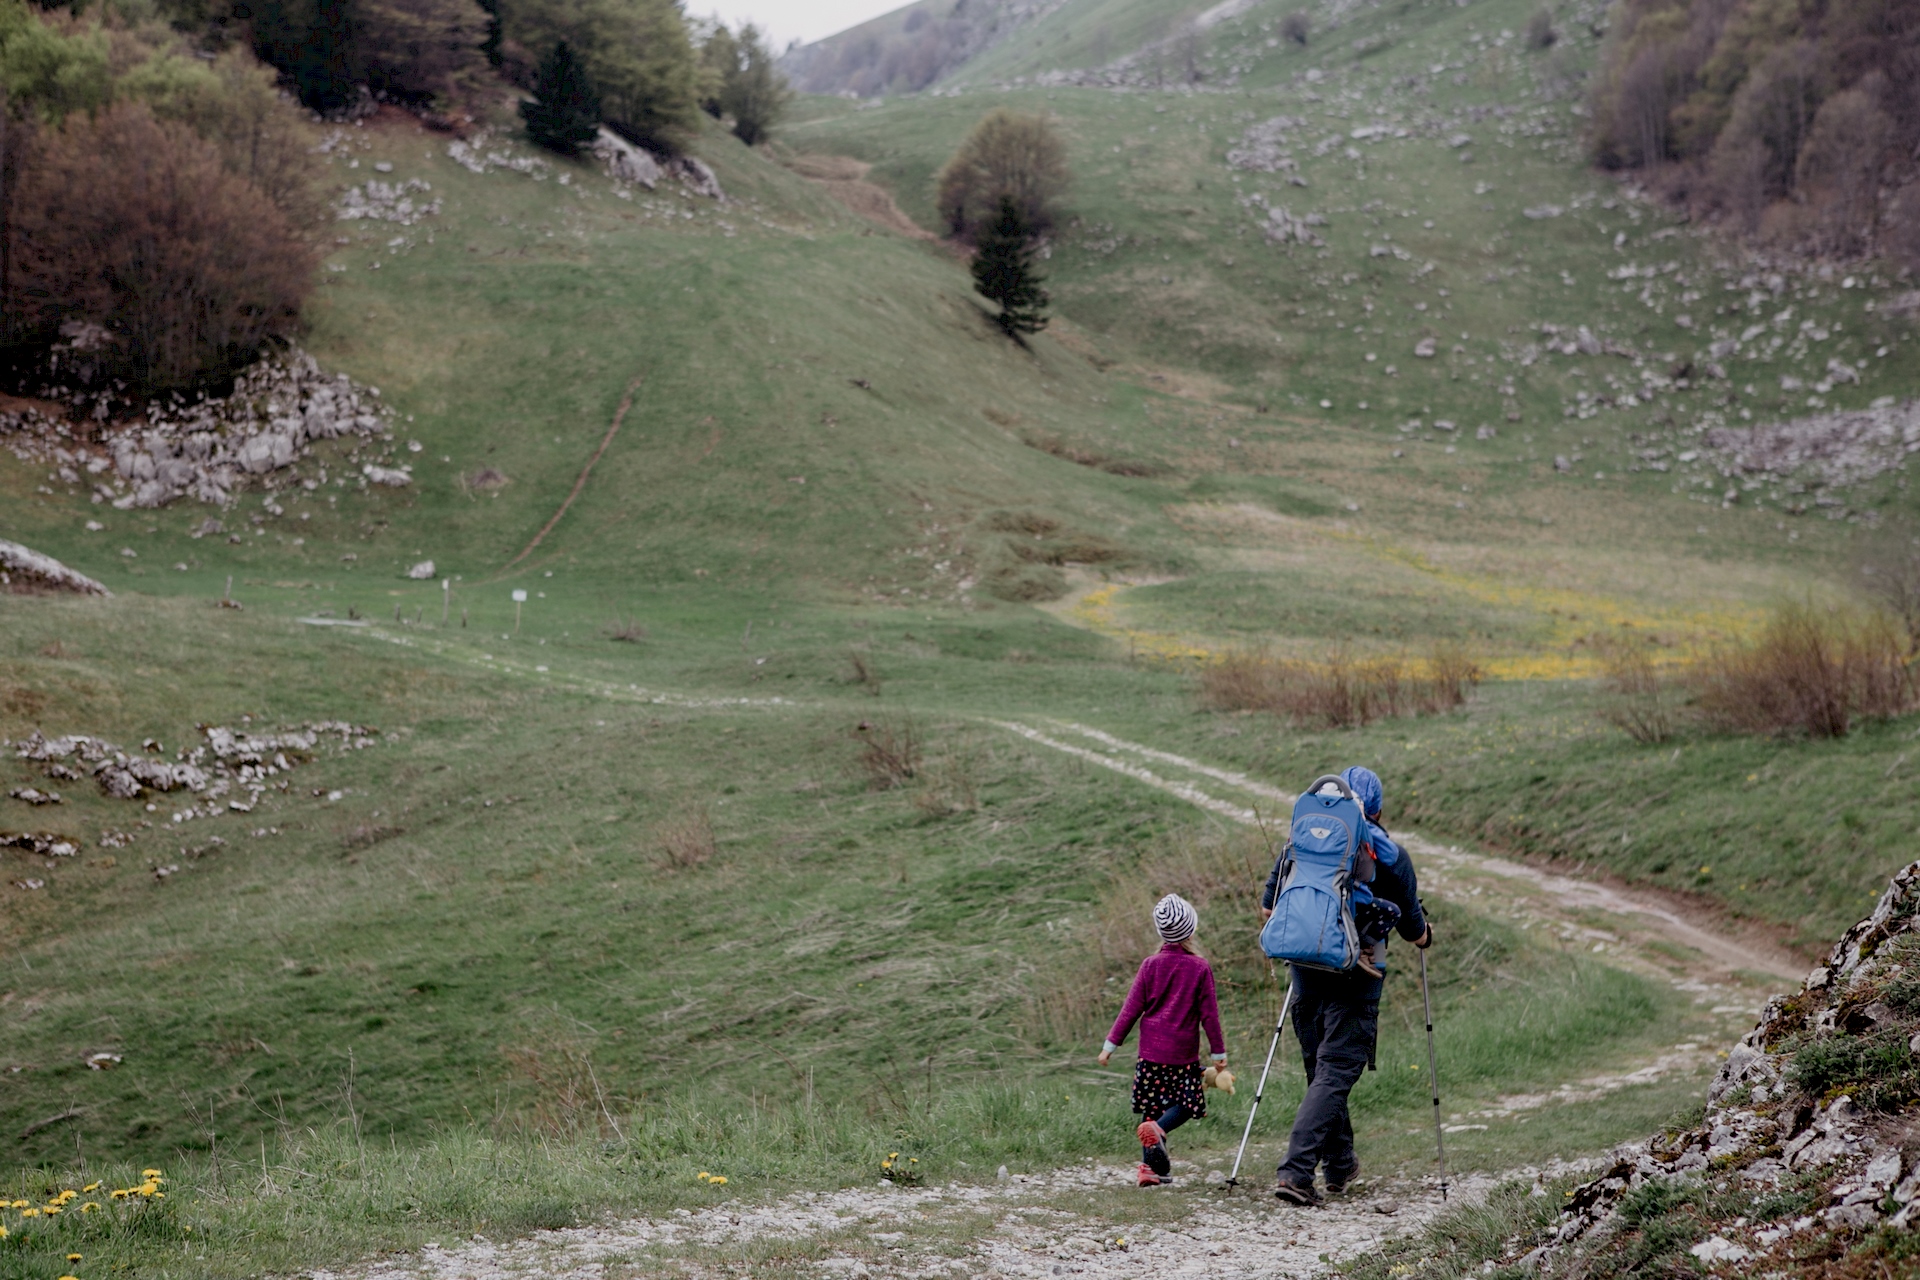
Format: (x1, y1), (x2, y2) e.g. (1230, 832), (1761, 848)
(1097, 894), (1228, 1187)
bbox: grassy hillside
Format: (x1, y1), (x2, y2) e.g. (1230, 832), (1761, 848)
(0, 3), (1917, 1271)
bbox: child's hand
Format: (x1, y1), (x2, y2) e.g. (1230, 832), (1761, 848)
(1097, 1049), (1112, 1066)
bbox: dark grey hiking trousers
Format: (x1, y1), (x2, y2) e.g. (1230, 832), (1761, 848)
(1277, 965), (1384, 1185)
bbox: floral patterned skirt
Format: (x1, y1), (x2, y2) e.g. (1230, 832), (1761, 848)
(1131, 1059), (1206, 1119)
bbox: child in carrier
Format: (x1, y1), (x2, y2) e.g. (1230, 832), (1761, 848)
(1097, 894), (1228, 1187)
(1350, 885), (1402, 978)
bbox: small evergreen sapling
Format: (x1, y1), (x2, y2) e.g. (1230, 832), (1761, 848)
(970, 196), (1049, 343)
(521, 42), (601, 156)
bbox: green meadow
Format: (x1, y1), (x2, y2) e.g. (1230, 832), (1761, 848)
(0, 0), (1916, 1268)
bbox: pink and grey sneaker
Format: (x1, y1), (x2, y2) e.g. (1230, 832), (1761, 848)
(1136, 1120), (1171, 1177)
(1137, 1162), (1169, 1188)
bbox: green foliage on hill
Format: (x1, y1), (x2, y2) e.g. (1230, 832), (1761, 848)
(520, 39), (601, 153)
(500, 0), (696, 146)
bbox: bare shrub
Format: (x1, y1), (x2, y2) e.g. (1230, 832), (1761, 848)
(913, 734), (982, 817)
(933, 108), (1069, 242)
(854, 716), (919, 789)
(498, 1034), (627, 1139)
(1793, 80), (1893, 257)
(655, 805), (715, 867)
(1707, 134), (1770, 232)
(1199, 645), (1480, 727)
(1524, 8), (1557, 50)
(11, 103), (313, 396)
(1280, 11), (1309, 45)
(1690, 603), (1917, 739)
(466, 466), (510, 491)
(1424, 641), (1484, 712)
(605, 616), (647, 642)
(1594, 631), (1675, 743)
(1858, 524), (1920, 657)
(846, 648), (882, 695)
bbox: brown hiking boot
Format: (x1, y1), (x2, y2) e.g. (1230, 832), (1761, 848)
(1273, 1177), (1321, 1206)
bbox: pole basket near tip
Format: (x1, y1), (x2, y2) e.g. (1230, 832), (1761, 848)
(1419, 945), (1448, 1201)
(1225, 974), (1297, 1192)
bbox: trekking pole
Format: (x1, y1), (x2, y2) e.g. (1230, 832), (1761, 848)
(1225, 972), (1297, 1192)
(1419, 945), (1448, 1201)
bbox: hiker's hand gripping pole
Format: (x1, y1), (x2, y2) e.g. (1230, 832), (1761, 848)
(1419, 945), (1448, 1201)
(1225, 973), (1297, 1191)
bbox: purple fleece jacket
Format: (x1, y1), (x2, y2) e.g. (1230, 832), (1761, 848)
(1106, 943), (1226, 1065)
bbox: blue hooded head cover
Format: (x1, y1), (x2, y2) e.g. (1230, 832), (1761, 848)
(1341, 766), (1384, 820)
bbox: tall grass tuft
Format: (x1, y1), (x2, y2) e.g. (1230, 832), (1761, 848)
(1199, 644), (1482, 727)
(1689, 603), (1917, 739)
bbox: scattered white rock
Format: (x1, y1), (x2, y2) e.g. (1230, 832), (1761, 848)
(0, 539), (110, 595)
(407, 559), (436, 580)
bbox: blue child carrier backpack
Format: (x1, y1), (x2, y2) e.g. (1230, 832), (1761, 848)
(1259, 774), (1372, 972)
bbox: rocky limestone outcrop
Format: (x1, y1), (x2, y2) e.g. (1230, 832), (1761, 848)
(1704, 398), (1920, 491)
(0, 540), (110, 595)
(1521, 860), (1920, 1270)
(0, 350), (399, 509)
(14, 722), (379, 815)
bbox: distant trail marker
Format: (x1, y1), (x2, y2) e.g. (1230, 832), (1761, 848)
(513, 588), (527, 635)
(504, 374), (644, 570)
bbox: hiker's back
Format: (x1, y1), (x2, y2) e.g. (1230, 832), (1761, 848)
(1259, 775), (1368, 972)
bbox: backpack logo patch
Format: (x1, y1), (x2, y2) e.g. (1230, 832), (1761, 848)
(1309, 826), (1333, 839)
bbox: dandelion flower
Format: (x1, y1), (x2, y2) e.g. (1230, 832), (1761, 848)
(44, 1206), (61, 1215)
(82, 1183), (99, 1193)
(59, 1275), (79, 1280)
(141, 1169), (162, 1179)
(8, 1200), (23, 1209)
(0, 1226), (7, 1238)
(80, 1204), (98, 1213)
(21, 1208), (38, 1217)
(889, 1152), (899, 1159)
(68, 1253), (83, 1261)
(697, 1172), (710, 1181)
(710, 1176), (727, 1185)
(111, 1190), (129, 1200)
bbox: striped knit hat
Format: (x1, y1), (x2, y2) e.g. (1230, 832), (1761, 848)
(1154, 893), (1198, 944)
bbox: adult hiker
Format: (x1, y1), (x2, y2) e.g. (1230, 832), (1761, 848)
(1098, 893), (1229, 1187)
(1260, 765), (1431, 1206)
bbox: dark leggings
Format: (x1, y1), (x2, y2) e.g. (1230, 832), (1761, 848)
(1142, 1103), (1192, 1157)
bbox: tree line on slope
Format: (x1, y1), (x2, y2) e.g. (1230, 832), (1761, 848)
(0, 0), (787, 403)
(1589, 0), (1920, 261)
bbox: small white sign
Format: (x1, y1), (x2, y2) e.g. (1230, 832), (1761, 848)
(512, 589), (528, 603)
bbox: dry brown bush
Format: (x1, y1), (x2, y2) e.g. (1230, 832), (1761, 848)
(1199, 645), (1481, 728)
(912, 734), (982, 818)
(11, 103), (313, 395)
(1593, 631), (1676, 743)
(605, 616), (647, 642)
(846, 647), (881, 695)
(1280, 11), (1310, 44)
(933, 108), (1069, 242)
(1858, 524), (1920, 656)
(853, 715), (919, 789)
(655, 805), (715, 867)
(137, 48), (328, 231)
(1793, 81), (1894, 257)
(1690, 603), (1917, 739)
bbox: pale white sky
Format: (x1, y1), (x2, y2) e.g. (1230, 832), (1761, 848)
(699, 0), (903, 51)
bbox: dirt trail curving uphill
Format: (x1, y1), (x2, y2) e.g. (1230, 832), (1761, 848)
(998, 719), (1805, 987)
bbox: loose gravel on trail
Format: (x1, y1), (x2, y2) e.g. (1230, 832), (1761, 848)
(311, 1161), (1582, 1279)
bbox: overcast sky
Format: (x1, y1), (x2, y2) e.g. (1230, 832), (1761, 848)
(697, 0), (902, 51)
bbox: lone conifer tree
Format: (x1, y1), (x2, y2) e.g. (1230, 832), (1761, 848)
(971, 196), (1049, 343)
(521, 42), (601, 156)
